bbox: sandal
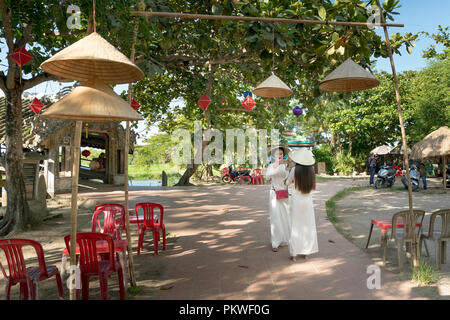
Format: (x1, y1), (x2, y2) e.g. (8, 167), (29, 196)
(272, 247), (278, 252)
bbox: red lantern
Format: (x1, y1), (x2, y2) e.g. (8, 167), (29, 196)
(241, 96), (256, 111)
(198, 94), (211, 111)
(219, 94), (226, 104)
(29, 98), (43, 114)
(131, 97), (140, 110)
(82, 150), (91, 158)
(10, 47), (33, 67)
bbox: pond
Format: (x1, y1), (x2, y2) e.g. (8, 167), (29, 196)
(128, 180), (162, 187)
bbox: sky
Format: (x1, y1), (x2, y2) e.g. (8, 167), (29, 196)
(1, 0), (449, 144)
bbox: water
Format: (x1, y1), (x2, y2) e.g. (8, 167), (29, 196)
(128, 180), (162, 187)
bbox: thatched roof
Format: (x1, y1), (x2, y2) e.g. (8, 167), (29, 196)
(411, 126), (450, 159)
(0, 96), (137, 152)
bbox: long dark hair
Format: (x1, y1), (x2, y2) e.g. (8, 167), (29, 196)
(294, 164), (316, 194)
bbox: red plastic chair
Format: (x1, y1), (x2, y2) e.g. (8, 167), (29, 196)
(393, 165), (403, 177)
(0, 239), (64, 300)
(92, 203), (127, 240)
(252, 168), (265, 185)
(135, 202), (166, 255)
(64, 232), (125, 300)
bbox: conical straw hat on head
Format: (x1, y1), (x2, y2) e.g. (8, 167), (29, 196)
(289, 148), (315, 166)
(319, 58), (379, 92)
(41, 77), (143, 122)
(41, 32), (144, 84)
(253, 74), (293, 98)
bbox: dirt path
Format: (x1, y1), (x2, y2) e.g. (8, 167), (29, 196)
(0, 179), (431, 300)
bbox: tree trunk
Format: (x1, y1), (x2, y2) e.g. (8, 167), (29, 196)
(176, 164), (200, 186)
(0, 89), (33, 235)
(205, 164), (213, 179)
(348, 134), (353, 156)
(175, 62), (215, 186)
(175, 139), (210, 186)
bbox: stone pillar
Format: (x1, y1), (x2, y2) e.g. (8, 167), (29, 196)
(45, 147), (57, 198)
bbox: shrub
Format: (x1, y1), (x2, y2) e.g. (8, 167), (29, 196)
(312, 144), (335, 174)
(334, 152), (356, 176)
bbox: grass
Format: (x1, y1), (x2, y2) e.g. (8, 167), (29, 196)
(125, 285), (143, 299)
(325, 185), (371, 241)
(412, 259), (439, 285)
(128, 163), (182, 185)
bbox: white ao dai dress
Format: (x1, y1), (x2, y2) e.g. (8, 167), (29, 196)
(265, 163), (291, 249)
(285, 169), (319, 256)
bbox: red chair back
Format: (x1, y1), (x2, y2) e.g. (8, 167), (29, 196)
(64, 233), (115, 275)
(0, 239), (48, 282)
(253, 168), (262, 175)
(135, 202), (164, 228)
(92, 204), (125, 239)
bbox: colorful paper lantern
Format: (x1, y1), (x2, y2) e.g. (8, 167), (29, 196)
(131, 97), (140, 110)
(241, 96), (256, 111)
(29, 98), (43, 115)
(198, 94), (211, 111)
(82, 150), (91, 157)
(293, 106), (303, 116)
(10, 47), (33, 67)
(243, 91), (253, 98)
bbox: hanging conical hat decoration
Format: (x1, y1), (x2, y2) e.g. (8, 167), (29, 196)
(41, 32), (144, 84)
(41, 77), (143, 122)
(319, 58), (379, 92)
(253, 73), (293, 98)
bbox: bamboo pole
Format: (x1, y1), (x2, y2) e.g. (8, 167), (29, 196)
(130, 11), (404, 28)
(69, 120), (82, 300)
(376, 0), (418, 268)
(123, 20), (140, 288)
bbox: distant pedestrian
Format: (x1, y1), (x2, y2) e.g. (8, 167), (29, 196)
(366, 153), (377, 186)
(419, 162), (427, 190)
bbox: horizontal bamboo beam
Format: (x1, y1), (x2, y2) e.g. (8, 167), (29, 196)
(130, 11), (404, 28)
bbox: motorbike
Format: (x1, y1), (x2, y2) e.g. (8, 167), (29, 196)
(222, 165), (252, 184)
(374, 165), (396, 189)
(401, 165), (420, 191)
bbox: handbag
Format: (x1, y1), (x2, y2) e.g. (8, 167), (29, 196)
(273, 187), (289, 199)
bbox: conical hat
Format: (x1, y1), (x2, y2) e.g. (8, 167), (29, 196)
(319, 58), (379, 92)
(41, 32), (144, 84)
(41, 77), (143, 122)
(289, 148), (315, 166)
(253, 74), (293, 98)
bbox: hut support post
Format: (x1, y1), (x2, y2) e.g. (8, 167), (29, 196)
(69, 120), (82, 300)
(444, 155), (447, 193)
(376, 0), (418, 268)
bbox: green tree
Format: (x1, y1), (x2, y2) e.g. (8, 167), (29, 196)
(0, 0), (136, 234)
(131, 0), (415, 184)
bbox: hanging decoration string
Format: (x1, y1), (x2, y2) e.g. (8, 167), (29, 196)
(93, 0), (96, 33)
(272, 26), (275, 74)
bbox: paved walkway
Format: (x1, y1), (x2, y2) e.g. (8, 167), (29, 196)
(70, 180), (418, 299)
